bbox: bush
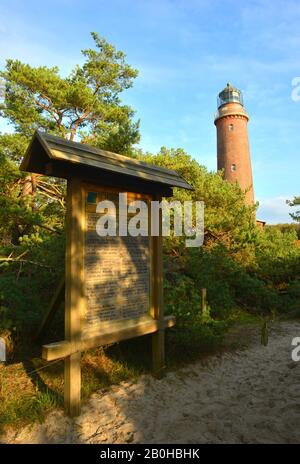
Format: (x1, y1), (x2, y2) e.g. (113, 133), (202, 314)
(0, 234), (65, 338)
(166, 320), (227, 365)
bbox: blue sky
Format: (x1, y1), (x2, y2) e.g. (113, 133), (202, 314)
(1, 0), (299, 223)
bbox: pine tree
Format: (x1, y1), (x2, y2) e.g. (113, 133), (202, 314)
(0, 32), (140, 244)
(287, 196), (300, 222)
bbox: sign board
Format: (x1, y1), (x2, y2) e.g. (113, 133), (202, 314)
(83, 187), (151, 334)
(21, 131), (192, 417)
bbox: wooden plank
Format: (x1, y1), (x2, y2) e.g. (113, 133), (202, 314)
(43, 340), (72, 361)
(151, 194), (165, 378)
(201, 288), (207, 314)
(21, 131), (193, 191)
(47, 162), (174, 197)
(44, 132), (188, 177)
(42, 132), (194, 189)
(82, 181), (153, 200)
(35, 277), (65, 341)
(64, 177), (85, 417)
(51, 148), (186, 187)
(42, 315), (175, 361)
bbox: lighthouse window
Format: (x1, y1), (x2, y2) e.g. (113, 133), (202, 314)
(228, 124), (234, 131)
(231, 164), (237, 172)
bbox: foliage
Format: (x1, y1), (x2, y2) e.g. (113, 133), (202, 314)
(137, 147), (258, 255)
(0, 31), (140, 255)
(266, 223), (300, 239)
(0, 32), (139, 153)
(287, 196), (300, 223)
(254, 226), (300, 284)
(0, 234), (65, 339)
(0, 139), (299, 341)
(139, 147), (300, 320)
(0, 32), (141, 341)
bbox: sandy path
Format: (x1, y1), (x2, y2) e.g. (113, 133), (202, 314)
(3, 321), (300, 444)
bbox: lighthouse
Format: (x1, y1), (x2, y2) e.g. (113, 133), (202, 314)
(214, 83), (254, 206)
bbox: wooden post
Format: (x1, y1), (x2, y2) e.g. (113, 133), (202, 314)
(201, 288), (207, 315)
(64, 178), (84, 417)
(151, 195), (165, 378)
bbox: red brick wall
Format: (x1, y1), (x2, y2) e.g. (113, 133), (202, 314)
(215, 102), (254, 206)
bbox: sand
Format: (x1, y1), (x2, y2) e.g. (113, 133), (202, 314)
(2, 320), (300, 444)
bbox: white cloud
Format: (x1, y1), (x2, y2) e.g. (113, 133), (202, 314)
(257, 196), (294, 224)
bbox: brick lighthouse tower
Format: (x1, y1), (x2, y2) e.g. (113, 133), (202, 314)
(214, 83), (254, 206)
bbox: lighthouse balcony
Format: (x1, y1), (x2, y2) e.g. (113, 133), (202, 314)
(214, 104), (249, 122)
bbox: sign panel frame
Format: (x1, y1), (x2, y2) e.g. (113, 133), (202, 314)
(22, 131), (192, 419)
(82, 182), (153, 337)
(41, 177), (172, 417)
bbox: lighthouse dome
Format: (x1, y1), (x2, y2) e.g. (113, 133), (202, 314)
(217, 82), (244, 108)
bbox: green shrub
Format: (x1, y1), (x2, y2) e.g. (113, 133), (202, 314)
(166, 320), (227, 364)
(0, 234), (64, 335)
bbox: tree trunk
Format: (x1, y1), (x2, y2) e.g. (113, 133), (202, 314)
(21, 174), (37, 197)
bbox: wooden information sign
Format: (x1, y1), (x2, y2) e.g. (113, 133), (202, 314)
(21, 131), (192, 416)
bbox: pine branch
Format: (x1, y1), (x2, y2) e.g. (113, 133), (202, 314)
(0, 257), (51, 268)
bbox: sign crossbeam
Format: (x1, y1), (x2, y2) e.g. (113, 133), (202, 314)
(42, 315), (175, 362)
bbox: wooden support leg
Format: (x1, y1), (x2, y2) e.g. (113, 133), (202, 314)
(151, 194), (165, 378)
(64, 352), (81, 417)
(64, 178), (84, 417)
(152, 329), (165, 378)
(201, 288), (207, 315)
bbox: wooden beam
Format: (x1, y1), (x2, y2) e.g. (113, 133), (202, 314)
(65, 352), (81, 418)
(64, 178), (85, 417)
(35, 277), (65, 341)
(201, 288), (208, 319)
(151, 194), (165, 378)
(43, 340), (72, 361)
(42, 315), (175, 361)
